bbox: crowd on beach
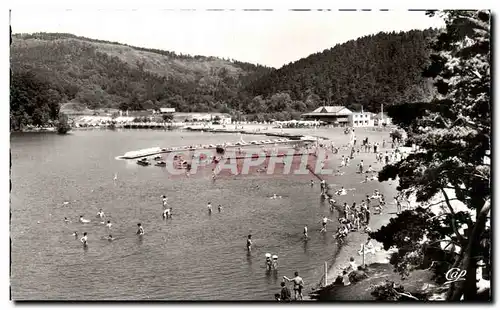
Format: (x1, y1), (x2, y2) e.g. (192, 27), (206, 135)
(276, 130), (415, 301)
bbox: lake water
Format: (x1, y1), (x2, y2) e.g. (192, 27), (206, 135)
(10, 129), (343, 300)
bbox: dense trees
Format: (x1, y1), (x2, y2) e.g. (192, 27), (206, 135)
(10, 33), (270, 129)
(11, 28), (440, 129)
(247, 29), (437, 113)
(373, 10), (491, 301)
(10, 70), (65, 130)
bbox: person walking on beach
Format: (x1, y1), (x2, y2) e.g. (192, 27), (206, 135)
(358, 160), (364, 174)
(283, 272), (305, 301)
(365, 208), (371, 226)
(136, 223), (145, 235)
(353, 211), (361, 231)
(320, 180), (326, 195)
(246, 234), (253, 251)
(340, 202), (347, 219)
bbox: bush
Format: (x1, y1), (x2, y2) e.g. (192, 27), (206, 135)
(56, 113), (71, 134)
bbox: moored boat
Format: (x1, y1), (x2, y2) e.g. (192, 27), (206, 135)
(137, 158), (150, 166)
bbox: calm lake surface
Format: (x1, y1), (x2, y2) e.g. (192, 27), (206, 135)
(10, 129), (342, 300)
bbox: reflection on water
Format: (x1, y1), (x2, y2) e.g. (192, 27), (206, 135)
(11, 130), (342, 300)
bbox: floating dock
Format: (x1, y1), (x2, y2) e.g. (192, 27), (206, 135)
(119, 137), (317, 160)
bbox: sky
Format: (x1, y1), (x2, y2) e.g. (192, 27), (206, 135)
(11, 9), (445, 69)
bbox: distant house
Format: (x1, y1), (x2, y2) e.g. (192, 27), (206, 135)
(348, 112), (374, 127)
(301, 106), (352, 126)
(373, 112), (392, 126)
(173, 112), (232, 124)
(158, 107), (176, 114)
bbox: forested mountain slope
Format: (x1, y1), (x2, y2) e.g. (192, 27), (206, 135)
(245, 29), (438, 113)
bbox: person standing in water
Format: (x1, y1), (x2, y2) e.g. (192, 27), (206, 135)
(272, 255), (279, 270)
(207, 202), (213, 214)
(303, 225), (308, 239)
(246, 234), (253, 251)
(137, 223), (145, 235)
(265, 253), (272, 271)
(218, 205), (223, 213)
(80, 232), (88, 246)
(162, 195), (168, 208)
(320, 216), (334, 233)
(283, 272), (305, 301)
(106, 220), (112, 229)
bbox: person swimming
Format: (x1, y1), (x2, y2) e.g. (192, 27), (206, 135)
(136, 223), (145, 235)
(79, 216), (90, 223)
(336, 187), (347, 195)
(64, 217), (71, 223)
(80, 232), (88, 246)
(72, 231), (78, 238)
(97, 209), (105, 218)
(106, 234), (115, 241)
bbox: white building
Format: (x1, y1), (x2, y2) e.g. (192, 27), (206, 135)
(173, 112), (232, 124)
(301, 106), (353, 126)
(348, 112), (374, 127)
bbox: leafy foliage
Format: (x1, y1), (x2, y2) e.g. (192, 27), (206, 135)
(10, 70), (64, 130)
(10, 29), (440, 129)
(10, 32), (271, 121)
(371, 280), (422, 301)
(376, 10), (491, 301)
(56, 113), (71, 134)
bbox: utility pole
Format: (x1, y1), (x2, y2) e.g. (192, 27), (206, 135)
(381, 103), (384, 125)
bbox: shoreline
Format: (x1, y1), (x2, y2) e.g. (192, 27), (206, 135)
(309, 186), (400, 299)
